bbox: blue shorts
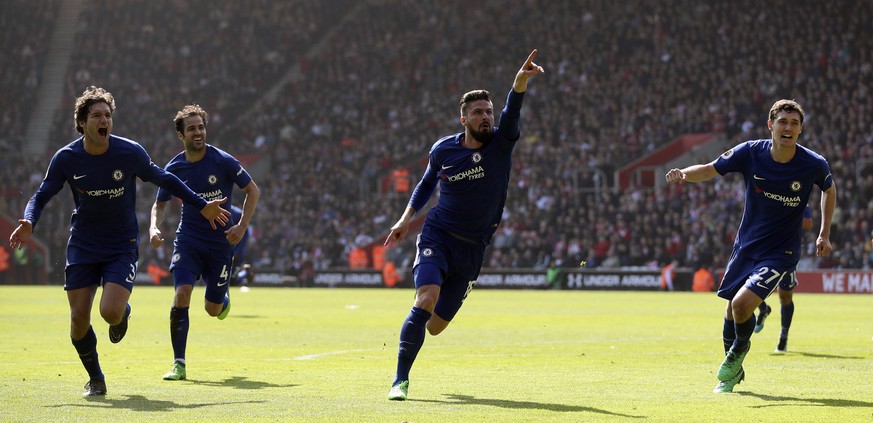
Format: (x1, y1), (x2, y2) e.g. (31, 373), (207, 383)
(718, 251), (797, 300)
(64, 244), (138, 292)
(170, 238), (234, 304)
(413, 224), (485, 322)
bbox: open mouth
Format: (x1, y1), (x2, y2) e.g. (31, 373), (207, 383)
(98, 128), (108, 136)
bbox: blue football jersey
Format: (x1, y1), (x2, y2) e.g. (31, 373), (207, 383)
(408, 89), (524, 245)
(714, 139), (833, 262)
(156, 145), (252, 245)
(24, 135), (207, 253)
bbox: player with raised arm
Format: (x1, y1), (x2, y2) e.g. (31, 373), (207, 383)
(149, 104), (260, 381)
(8, 87), (230, 396)
(384, 50), (543, 401)
(665, 99), (836, 393)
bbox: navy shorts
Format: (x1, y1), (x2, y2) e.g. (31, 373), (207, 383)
(413, 224), (485, 322)
(64, 245), (138, 292)
(718, 250), (797, 301)
(170, 238), (234, 304)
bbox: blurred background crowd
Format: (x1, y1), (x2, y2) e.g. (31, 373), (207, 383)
(2, 0), (872, 284)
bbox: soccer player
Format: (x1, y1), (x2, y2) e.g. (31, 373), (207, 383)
(149, 104), (260, 382)
(383, 50), (544, 401)
(8, 87), (231, 397)
(665, 99), (836, 394)
(754, 204), (814, 352)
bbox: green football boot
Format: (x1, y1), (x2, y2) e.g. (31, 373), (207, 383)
(754, 304), (771, 333)
(717, 342), (750, 381)
(217, 294), (231, 320)
(713, 368), (744, 393)
(388, 380), (409, 401)
(162, 361), (187, 381)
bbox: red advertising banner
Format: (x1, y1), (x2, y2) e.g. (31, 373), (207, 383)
(795, 271), (873, 294)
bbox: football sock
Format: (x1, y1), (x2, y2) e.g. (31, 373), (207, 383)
(394, 306), (431, 385)
(732, 316), (755, 352)
(722, 318), (736, 354)
(170, 306), (190, 361)
(72, 325), (104, 381)
(758, 302), (768, 313)
(781, 302), (794, 338)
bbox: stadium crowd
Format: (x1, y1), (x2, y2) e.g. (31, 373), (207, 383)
(2, 0), (872, 284)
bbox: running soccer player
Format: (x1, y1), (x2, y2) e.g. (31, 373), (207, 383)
(754, 204), (814, 352)
(383, 50), (544, 401)
(149, 104), (260, 382)
(8, 87), (231, 396)
(665, 99), (836, 393)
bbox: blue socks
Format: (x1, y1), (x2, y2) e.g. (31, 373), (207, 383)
(170, 306), (190, 362)
(732, 316), (755, 352)
(394, 307), (431, 385)
(780, 302), (794, 338)
(722, 318), (735, 354)
(71, 325), (103, 381)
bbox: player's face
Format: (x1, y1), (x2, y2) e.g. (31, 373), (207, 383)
(179, 115), (206, 152)
(768, 111), (802, 148)
(82, 102), (112, 145)
(461, 99), (494, 144)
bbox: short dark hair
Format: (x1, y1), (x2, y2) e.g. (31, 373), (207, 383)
(74, 86), (115, 134)
(769, 99), (805, 125)
(174, 103), (208, 133)
(459, 90), (491, 117)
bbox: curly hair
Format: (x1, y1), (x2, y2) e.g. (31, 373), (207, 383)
(73, 86), (115, 134)
(174, 104), (208, 134)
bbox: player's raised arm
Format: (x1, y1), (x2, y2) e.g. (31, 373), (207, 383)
(513, 49), (545, 93)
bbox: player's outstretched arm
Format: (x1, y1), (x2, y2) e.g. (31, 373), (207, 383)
(201, 197), (231, 230)
(9, 219), (33, 250)
(665, 163), (718, 184)
(384, 206), (416, 246)
(513, 49), (544, 93)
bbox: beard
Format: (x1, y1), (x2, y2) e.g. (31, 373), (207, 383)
(468, 126), (493, 145)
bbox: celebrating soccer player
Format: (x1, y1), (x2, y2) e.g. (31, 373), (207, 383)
(9, 87), (230, 396)
(383, 49), (544, 401)
(149, 104), (260, 382)
(665, 99), (836, 393)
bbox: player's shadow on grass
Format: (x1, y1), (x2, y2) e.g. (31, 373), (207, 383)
(414, 394), (644, 419)
(49, 394), (266, 412)
(185, 376), (298, 390)
(737, 392), (873, 409)
(768, 351), (865, 360)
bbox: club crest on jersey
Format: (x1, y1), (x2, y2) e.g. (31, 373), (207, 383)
(112, 170), (123, 181)
(471, 152), (482, 163)
(208, 175), (218, 185)
(422, 248), (433, 257)
(790, 181), (801, 191)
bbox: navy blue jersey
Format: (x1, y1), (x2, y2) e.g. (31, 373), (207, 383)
(714, 139), (833, 262)
(408, 90), (524, 244)
(24, 135), (207, 253)
(156, 145), (252, 245)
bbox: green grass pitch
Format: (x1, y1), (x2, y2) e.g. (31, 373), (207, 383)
(0, 286), (871, 422)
